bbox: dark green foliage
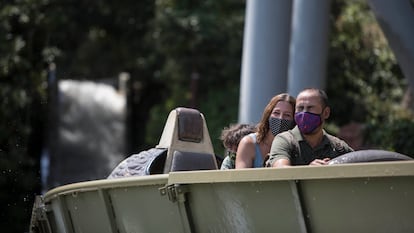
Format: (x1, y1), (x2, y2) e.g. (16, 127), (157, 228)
(327, 0), (406, 126)
(326, 0), (412, 156)
(366, 117), (414, 157)
(145, 0), (245, 154)
(0, 1), (46, 232)
(0, 0), (159, 232)
(1, 1), (414, 232)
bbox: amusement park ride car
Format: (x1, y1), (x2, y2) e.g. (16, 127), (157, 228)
(29, 107), (414, 233)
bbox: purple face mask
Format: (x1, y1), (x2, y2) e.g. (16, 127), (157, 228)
(295, 111), (322, 134)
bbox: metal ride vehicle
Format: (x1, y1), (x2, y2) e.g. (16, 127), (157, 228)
(30, 107), (414, 233)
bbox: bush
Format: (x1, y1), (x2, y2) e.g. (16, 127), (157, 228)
(365, 115), (414, 158)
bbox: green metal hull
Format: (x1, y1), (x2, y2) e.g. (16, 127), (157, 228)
(31, 161), (414, 233)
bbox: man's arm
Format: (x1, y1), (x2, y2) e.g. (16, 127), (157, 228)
(266, 134), (293, 168)
(309, 158), (330, 166)
(272, 158), (291, 167)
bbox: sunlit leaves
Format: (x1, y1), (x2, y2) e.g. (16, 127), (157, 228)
(328, 0), (411, 154)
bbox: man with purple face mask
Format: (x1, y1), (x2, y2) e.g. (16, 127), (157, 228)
(266, 88), (353, 167)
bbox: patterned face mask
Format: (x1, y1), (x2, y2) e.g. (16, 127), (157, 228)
(268, 117), (295, 136)
(226, 150), (236, 159)
(294, 111), (322, 134)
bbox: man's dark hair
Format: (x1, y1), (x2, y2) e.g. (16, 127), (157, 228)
(302, 88), (329, 108)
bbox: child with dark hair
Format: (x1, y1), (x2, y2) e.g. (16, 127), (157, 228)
(220, 123), (256, 169)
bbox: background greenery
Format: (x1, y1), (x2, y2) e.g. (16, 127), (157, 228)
(0, 0), (413, 232)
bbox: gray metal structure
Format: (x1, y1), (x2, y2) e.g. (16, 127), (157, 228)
(239, 0), (292, 124)
(287, 0), (331, 97)
(368, 0), (414, 91)
(239, 0), (414, 123)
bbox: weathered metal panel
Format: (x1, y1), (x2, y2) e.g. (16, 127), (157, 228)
(36, 161), (414, 233)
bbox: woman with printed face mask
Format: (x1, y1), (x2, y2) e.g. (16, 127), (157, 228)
(235, 93), (296, 168)
(267, 88), (354, 167)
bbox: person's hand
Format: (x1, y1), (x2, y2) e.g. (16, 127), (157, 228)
(309, 158), (330, 166)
